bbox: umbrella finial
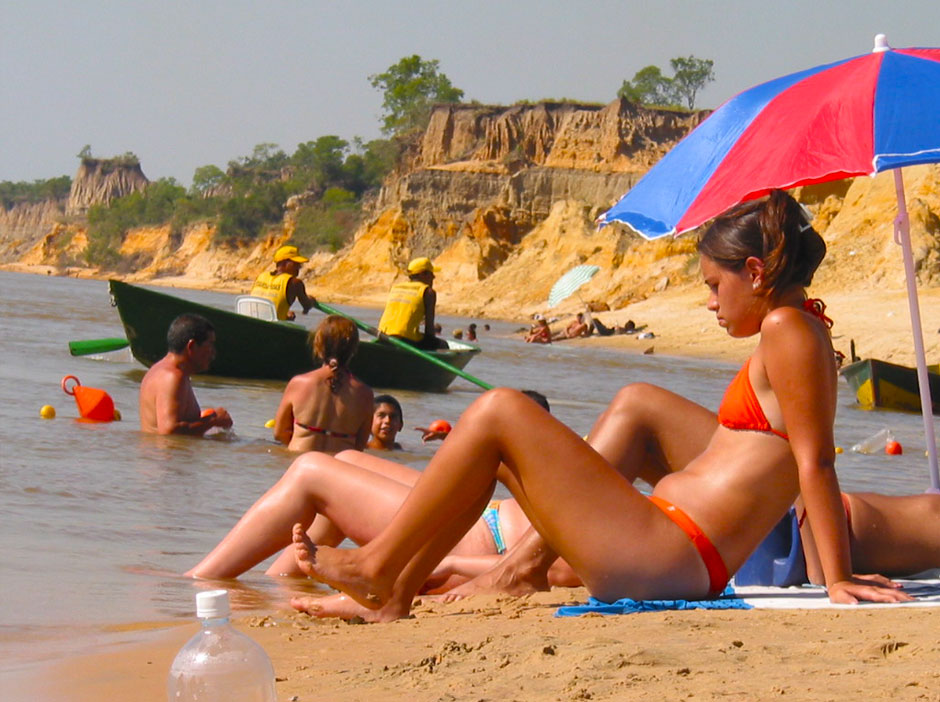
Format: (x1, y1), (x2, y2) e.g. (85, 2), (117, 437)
(873, 33), (890, 53)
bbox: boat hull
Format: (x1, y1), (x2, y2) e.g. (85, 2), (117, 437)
(840, 358), (940, 414)
(109, 280), (481, 392)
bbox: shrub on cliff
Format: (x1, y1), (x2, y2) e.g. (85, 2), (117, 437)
(215, 181), (290, 244)
(0, 176), (72, 209)
(84, 178), (203, 266)
(291, 187), (360, 253)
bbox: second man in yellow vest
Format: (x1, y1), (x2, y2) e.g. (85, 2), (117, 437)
(377, 257), (447, 349)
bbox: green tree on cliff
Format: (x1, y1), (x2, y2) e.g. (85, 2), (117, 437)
(618, 55), (715, 110)
(191, 165), (225, 196)
(669, 56), (715, 110)
(292, 136), (349, 188)
(369, 55), (464, 136)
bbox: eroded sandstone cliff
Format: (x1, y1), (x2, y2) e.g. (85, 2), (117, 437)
(314, 100), (708, 315)
(6, 100), (940, 326)
(0, 199), (65, 259)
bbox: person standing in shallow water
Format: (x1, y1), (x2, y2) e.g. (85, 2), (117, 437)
(250, 245), (317, 321)
(287, 190), (910, 612)
(138, 314), (233, 435)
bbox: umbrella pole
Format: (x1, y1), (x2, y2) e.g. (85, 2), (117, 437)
(893, 169), (940, 493)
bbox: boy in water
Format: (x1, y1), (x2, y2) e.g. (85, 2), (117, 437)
(367, 395), (404, 451)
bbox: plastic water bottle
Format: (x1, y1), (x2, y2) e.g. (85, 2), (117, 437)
(167, 589), (277, 701)
(850, 427), (894, 454)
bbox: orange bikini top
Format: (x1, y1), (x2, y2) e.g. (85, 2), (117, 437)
(717, 299), (834, 442)
(717, 358), (789, 440)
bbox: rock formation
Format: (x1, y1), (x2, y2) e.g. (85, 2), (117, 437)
(315, 100), (708, 315)
(66, 157), (149, 215)
(0, 199), (65, 259)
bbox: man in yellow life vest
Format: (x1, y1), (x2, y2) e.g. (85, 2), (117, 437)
(377, 257), (447, 350)
(250, 245), (317, 321)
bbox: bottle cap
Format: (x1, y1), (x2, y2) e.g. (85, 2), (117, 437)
(196, 589), (231, 618)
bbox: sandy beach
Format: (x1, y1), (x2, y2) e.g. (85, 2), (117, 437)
(13, 590), (940, 701)
(5, 268), (940, 701)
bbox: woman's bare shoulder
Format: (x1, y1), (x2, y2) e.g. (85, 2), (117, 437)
(349, 376), (374, 398)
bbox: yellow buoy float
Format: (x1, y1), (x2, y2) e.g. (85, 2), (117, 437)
(40, 405), (56, 419)
(264, 419), (275, 428)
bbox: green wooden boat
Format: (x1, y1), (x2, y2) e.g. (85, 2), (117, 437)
(109, 279), (481, 392)
(840, 357), (940, 414)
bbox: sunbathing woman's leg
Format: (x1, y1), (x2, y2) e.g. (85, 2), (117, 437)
(292, 486), (492, 621)
(265, 451), (424, 576)
(446, 384), (718, 599)
(292, 388), (715, 607)
(188, 452), (436, 579)
(588, 382), (717, 486)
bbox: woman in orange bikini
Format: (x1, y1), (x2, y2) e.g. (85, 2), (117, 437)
(272, 315), (373, 453)
(287, 190), (910, 610)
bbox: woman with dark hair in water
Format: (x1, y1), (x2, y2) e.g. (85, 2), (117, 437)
(272, 315), (373, 453)
(286, 190), (909, 612)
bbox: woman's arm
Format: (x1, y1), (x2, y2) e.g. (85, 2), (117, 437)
(273, 382), (296, 445)
(762, 310), (909, 603)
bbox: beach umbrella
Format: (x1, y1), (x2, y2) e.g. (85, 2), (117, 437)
(599, 35), (940, 492)
(548, 264), (600, 308)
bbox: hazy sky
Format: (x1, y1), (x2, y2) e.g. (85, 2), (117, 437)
(3, 0), (937, 185)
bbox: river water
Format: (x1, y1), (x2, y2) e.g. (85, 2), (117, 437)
(0, 270), (934, 672)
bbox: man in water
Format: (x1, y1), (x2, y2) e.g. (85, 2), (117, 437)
(377, 257), (447, 349)
(139, 313), (233, 435)
(250, 245), (317, 321)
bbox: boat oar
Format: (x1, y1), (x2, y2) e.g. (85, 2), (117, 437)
(68, 337), (130, 356)
(313, 302), (493, 390)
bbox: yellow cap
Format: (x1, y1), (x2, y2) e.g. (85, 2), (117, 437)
(407, 257), (440, 275)
(274, 245), (308, 263)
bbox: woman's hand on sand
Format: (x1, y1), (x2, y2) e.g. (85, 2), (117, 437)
(827, 577), (914, 604)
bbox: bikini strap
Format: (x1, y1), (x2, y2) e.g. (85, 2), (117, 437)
(802, 298), (833, 329)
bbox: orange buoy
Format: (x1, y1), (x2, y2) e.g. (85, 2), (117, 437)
(428, 419), (452, 434)
(61, 375), (115, 422)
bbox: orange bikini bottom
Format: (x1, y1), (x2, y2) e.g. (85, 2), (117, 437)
(648, 495), (730, 597)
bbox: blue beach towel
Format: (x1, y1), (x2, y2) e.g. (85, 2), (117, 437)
(555, 578), (940, 617)
(556, 586), (751, 617)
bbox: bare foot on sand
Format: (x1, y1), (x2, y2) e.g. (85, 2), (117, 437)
(291, 593), (411, 623)
(441, 557), (551, 602)
(291, 523), (389, 609)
